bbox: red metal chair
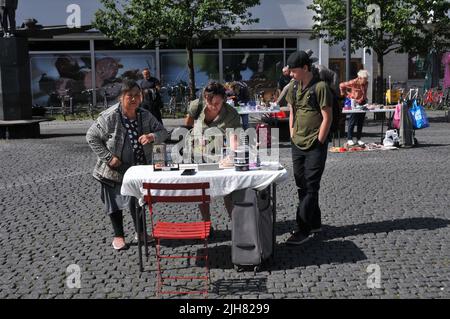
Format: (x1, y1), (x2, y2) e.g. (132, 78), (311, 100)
(143, 182), (211, 297)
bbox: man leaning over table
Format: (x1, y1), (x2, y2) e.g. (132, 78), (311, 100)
(285, 51), (333, 245)
(184, 81), (241, 226)
(86, 79), (168, 251)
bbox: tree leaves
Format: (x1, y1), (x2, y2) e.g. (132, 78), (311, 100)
(94, 0), (260, 99)
(308, 0), (449, 56)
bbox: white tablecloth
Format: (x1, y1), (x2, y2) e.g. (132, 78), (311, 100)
(342, 108), (395, 114)
(237, 108), (282, 115)
(121, 165), (289, 205)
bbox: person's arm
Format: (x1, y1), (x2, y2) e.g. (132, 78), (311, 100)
(184, 99), (200, 128)
(316, 83), (334, 143)
(289, 103), (294, 138)
(155, 78), (161, 91)
(184, 114), (195, 127)
(318, 106), (332, 144)
(138, 112), (169, 145)
(86, 118), (114, 164)
(339, 78), (357, 97)
(277, 84), (290, 104)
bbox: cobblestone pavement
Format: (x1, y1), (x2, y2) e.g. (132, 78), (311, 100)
(0, 112), (449, 299)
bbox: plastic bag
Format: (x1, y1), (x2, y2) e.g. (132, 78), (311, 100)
(383, 129), (399, 147)
(392, 103), (402, 129)
(410, 100), (429, 129)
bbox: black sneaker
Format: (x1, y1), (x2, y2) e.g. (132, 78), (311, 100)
(286, 231), (312, 245)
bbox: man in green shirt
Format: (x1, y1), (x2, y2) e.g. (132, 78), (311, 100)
(285, 51), (333, 245)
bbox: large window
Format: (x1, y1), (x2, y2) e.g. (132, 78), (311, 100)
(160, 51), (219, 88)
(28, 37), (304, 106)
(408, 53), (444, 80)
(222, 51), (283, 94)
(94, 51), (156, 105)
(29, 53), (92, 107)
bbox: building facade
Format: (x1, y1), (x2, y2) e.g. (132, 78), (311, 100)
(17, 0), (441, 107)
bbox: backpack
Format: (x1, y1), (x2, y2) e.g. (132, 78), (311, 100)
(290, 79), (341, 134)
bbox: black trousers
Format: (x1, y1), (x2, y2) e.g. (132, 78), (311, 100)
(142, 98), (163, 124)
(347, 113), (365, 140)
(109, 197), (144, 237)
(291, 140), (328, 234)
(0, 7), (16, 33)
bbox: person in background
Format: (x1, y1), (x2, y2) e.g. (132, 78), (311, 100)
(86, 79), (168, 250)
(277, 66), (293, 106)
(140, 68), (163, 124)
(228, 81), (251, 130)
(339, 70), (369, 146)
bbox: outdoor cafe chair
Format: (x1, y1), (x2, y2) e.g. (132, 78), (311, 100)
(143, 182), (211, 297)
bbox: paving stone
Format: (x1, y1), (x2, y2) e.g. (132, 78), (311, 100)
(0, 114), (449, 299)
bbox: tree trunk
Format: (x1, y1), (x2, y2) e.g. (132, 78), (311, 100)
(376, 53), (385, 104)
(186, 43), (196, 101)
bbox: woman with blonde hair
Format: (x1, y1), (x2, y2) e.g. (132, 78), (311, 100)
(339, 70), (369, 146)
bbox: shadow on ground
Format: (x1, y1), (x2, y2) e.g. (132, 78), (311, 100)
(275, 217), (450, 238)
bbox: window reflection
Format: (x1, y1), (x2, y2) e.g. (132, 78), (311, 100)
(30, 53), (92, 107)
(94, 52), (156, 105)
(160, 52), (219, 100)
(223, 51), (283, 96)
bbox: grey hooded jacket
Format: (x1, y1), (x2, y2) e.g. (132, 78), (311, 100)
(86, 103), (168, 184)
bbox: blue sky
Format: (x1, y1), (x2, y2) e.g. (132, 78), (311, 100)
(15, 0), (315, 30)
(17, 0), (101, 26)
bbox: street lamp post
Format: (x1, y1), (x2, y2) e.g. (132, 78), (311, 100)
(346, 0), (352, 81)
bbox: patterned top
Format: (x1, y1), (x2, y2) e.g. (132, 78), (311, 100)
(121, 115), (146, 165)
(339, 78), (368, 105)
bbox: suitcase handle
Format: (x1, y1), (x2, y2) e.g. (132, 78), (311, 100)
(236, 244), (256, 249)
(233, 203), (253, 207)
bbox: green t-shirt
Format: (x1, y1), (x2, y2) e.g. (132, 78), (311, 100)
(286, 78), (333, 150)
(188, 99), (241, 132)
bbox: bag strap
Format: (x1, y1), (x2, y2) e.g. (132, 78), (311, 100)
(291, 81), (298, 127)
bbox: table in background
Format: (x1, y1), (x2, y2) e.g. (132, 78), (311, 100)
(340, 108), (395, 145)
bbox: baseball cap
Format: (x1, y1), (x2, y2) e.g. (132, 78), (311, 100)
(286, 51), (312, 69)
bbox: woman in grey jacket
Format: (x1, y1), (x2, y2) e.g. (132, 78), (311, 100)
(86, 79), (168, 250)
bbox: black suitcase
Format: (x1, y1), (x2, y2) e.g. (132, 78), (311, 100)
(231, 186), (275, 272)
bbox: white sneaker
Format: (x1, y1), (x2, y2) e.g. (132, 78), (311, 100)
(357, 140), (365, 146)
(347, 140), (355, 146)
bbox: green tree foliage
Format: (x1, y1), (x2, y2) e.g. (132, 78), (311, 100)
(308, 0), (450, 102)
(94, 0), (260, 100)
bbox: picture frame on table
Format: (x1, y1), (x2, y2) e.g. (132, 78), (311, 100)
(152, 144), (179, 171)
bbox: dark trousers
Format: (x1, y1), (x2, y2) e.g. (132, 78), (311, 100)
(291, 140), (328, 234)
(109, 197), (143, 237)
(0, 7), (16, 33)
(347, 113), (365, 140)
(142, 100), (163, 124)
